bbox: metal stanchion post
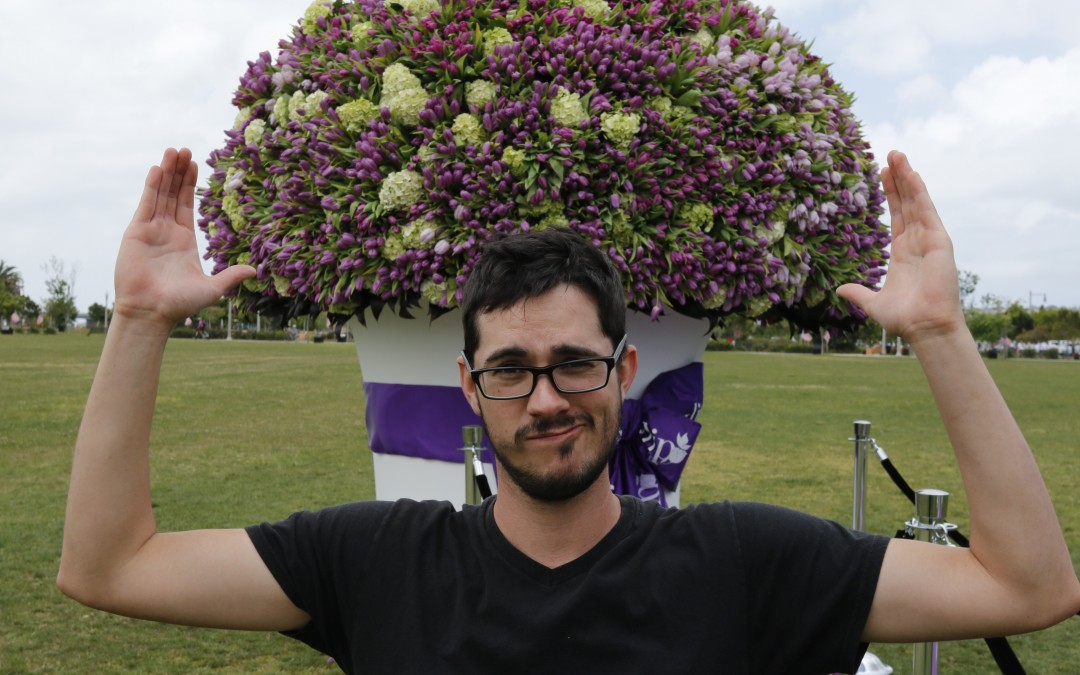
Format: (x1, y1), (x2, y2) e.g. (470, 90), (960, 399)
(850, 421), (892, 675)
(852, 420), (872, 532)
(461, 426), (484, 506)
(907, 489), (955, 675)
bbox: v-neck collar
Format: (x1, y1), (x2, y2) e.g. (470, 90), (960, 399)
(480, 495), (640, 586)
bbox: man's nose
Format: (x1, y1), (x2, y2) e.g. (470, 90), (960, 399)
(526, 372), (571, 415)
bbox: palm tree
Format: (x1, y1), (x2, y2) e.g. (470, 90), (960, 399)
(0, 260), (23, 296)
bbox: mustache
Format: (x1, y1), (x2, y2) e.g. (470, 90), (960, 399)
(515, 413), (594, 443)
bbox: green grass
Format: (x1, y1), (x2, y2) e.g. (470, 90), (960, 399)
(1, 333), (1077, 673)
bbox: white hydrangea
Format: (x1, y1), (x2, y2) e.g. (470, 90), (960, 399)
(302, 0), (333, 34)
(600, 111), (641, 150)
(574, 0), (610, 20)
(272, 96), (291, 125)
(393, 0), (440, 18)
(689, 27), (714, 51)
(336, 98), (380, 133)
(233, 107), (252, 129)
(243, 119), (266, 146)
(550, 88), (587, 128)
(378, 170), (424, 211)
(451, 113), (485, 147)
(387, 88), (428, 127)
(465, 79), (498, 109)
(382, 63), (423, 101)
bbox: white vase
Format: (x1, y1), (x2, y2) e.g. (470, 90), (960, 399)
(350, 305), (709, 508)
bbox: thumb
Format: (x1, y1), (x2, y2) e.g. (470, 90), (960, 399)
(836, 283), (878, 314)
(209, 265), (257, 296)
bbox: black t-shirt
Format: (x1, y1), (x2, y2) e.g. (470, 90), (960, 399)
(247, 496), (888, 674)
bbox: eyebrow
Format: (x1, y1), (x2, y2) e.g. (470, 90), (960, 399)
(481, 343), (605, 367)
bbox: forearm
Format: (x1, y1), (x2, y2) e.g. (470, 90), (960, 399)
(58, 315), (172, 599)
(912, 328), (1077, 596)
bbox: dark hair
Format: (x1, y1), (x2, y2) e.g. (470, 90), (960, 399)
(461, 227), (626, 361)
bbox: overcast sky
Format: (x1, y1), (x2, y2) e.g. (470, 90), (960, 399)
(2, 0), (1078, 314)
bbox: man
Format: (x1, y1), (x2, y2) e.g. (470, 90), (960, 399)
(58, 147), (1080, 673)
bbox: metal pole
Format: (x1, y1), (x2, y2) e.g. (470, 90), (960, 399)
(910, 489), (951, 675)
(851, 420), (871, 532)
(226, 299), (233, 341)
(461, 426), (484, 506)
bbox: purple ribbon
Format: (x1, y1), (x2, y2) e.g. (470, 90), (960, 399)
(612, 363), (703, 507)
(364, 362), (703, 505)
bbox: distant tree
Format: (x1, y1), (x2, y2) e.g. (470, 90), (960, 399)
(87, 302), (108, 326)
(1004, 302), (1035, 337)
(966, 310), (1009, 344)
(0, 260), (22, 295)
(957, 270), (979, 308)
(42, 257), (77, 331)
(0, 260), (27, 321)
(1030, 307), (1080, 341)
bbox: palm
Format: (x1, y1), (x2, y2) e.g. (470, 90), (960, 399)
(838, 151), (965, 342)
(115, 149), (254, 326)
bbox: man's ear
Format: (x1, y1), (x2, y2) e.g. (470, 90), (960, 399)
(458, 354), (483, 416)
(617, 344), (638, 398)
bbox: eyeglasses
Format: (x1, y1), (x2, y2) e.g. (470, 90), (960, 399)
(462, 335), (628, 401)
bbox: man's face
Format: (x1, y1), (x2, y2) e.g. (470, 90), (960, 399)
(458, 284), (637, 502)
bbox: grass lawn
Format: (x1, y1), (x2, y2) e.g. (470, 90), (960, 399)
(1, 332), (1077, 673)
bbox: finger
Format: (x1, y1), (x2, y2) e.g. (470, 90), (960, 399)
(164, 148), (192, 222)
(889, 151), (943, 235)
(836, 282), (878, 314)
(209, 265), (257, 297)
(133, 164), (164, 224)
(880, 162), (905, 240)
(177, 156), (199, 229)
(153, 148), (180, 221)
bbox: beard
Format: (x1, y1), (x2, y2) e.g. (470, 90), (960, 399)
(482, 407), (621, 503)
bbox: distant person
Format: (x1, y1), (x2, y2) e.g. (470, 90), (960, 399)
(58, 147), (1080, 673)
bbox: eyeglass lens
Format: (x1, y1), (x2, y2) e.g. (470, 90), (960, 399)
(480, 360), (609, 398)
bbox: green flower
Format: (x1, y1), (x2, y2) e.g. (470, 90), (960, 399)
(600, 111), (641, 150)
(337, 98), (380, 133)
(381, 233), (406, 260)
(703, 285), (729, 310)
(689, 27), (714, 51)
(381, 63), (423, 101)
(465, 79), (498, 109)
(575, 0), (610, 20)
(501, 146), (527, 176)
(222, 193), (245, 227)
(482, 27), (514, 58)
(233, 107), (252, 129)
(350, 21), (373, 45)
(243, 119), (266, 147)
(551, 88), (587, 128)
(678, 202), (713, 231)
(755, 222), (786, 245)
(745, 295), (772, 317)
(387, 88), (428, 127)
(272, 95), (290, 125)
(379, 170), (425, 211)
(302, 0), (333, 34)
(381, 64), (428, 127)
(393, 0), (440, 18)
(272, 275), (293, 296)
(451, 113), (485, 147)
(647, 96), (672, 115)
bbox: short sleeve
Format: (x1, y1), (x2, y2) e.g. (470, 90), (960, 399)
(731, 502), (889, 674)
(245, 501), (395, 662)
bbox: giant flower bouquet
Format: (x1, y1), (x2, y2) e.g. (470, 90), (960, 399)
(200, 0), (888, 330)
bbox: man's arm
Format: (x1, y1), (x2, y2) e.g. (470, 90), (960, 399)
(57, 148), (308, 631)
(839, 151), (1080, 642)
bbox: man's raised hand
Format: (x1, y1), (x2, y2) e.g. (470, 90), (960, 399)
(113, 148), (255, 332)
(837, 151), (966, 346)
